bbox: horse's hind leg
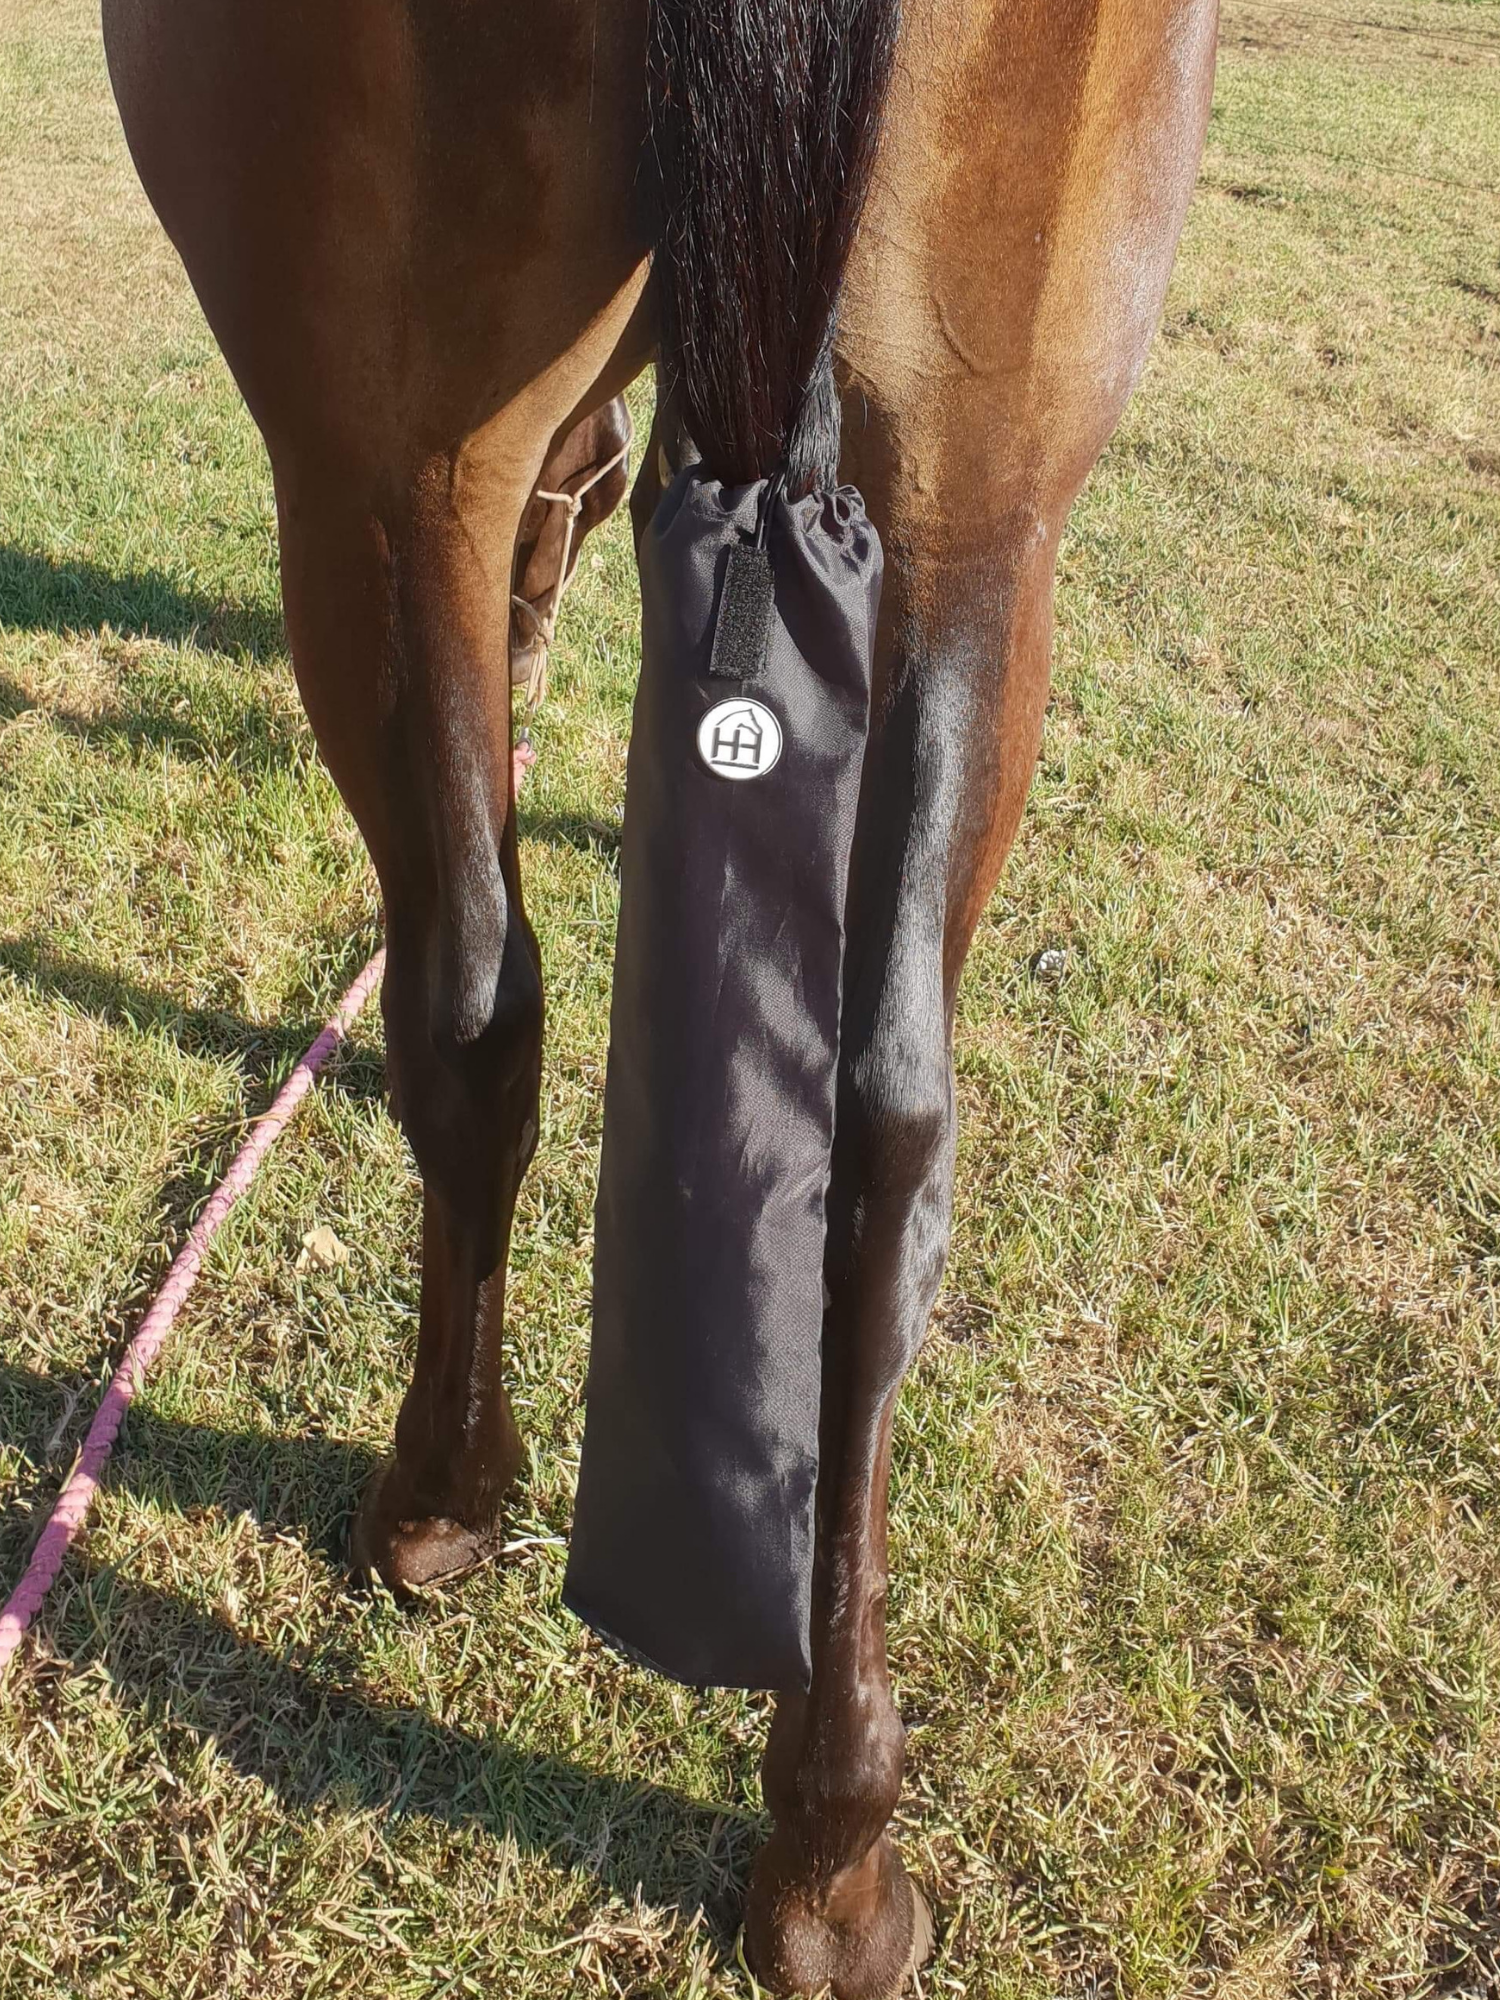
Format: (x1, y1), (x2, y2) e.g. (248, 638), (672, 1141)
(104, 0), (650, 1587)
(743, 3), (1217, 1988)
(272, 437), (544, 1587)
(279, 399), (641, 1587)
(341, 409), (637, 1584)
(742, 529), (1057, 1996)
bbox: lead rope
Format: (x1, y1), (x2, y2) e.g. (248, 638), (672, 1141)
(510, 434), (632, 789)
(0, 950), (386, 1681)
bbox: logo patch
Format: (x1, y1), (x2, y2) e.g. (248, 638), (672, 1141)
(697, 697), (783, 781)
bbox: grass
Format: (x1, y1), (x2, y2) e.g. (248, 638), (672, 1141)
(2, 0), (1499, 1992)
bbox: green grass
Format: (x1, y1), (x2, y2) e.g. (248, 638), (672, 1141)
(3, 0), (1500, 1993)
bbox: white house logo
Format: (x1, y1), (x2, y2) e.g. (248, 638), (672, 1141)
(697, 697), (783, 781)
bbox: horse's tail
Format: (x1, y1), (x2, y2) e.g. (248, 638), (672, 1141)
(648, 0), (901, 495)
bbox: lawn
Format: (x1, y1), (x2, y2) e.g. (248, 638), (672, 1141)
(2, 1), (1499, 1994)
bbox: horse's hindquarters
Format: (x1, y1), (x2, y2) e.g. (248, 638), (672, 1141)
(101, 0), (651, 468)
(842, 0), (1218, 577)
(98, 3), (1223, 1994)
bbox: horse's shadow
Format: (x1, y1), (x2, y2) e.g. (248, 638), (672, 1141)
(1, 1359), (376, 1565)
(2, 548), (615, 865)
(0, 936), (387, 1098)
(1, 1359), (760, 1937)
(1, 544), (297, 788)
(0, 665), (307, 776)
(0, 545), (283, 661)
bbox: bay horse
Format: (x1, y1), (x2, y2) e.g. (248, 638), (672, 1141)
(101, 1), (1220, 1992)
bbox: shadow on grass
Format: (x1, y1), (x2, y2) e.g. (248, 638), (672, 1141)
(0, 666), (308, 774)
(0, 943), (390, 1370)
(4, 663), (616, 848)
(0, 937), (386, 1102)
(0, 1360), (374, 1566)
(0, 546), (282, 661)
(1, 1362), (757, 1936)
(70, 1565), (757, 1935)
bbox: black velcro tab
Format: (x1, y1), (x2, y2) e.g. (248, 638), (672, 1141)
(708, 538), (774, 680)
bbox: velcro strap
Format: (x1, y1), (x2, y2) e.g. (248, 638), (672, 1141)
(708, 540), (774, 681)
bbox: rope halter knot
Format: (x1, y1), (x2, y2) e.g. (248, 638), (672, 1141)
(510, 435), (633, 726)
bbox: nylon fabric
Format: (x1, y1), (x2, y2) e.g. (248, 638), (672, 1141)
(564, 465), (880, 1689)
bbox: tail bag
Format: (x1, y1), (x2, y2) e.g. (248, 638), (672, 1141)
(564, 0), (899, 1688)
(565, 471), (879, 1687)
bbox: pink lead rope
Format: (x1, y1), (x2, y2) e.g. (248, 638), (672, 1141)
(0, 947), (386, 1681)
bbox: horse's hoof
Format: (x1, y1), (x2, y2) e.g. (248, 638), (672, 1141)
(743, 1832), (930, 1999)
(349, 1459), (509, 1593)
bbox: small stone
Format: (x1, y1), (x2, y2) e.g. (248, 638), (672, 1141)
(1031, 947), (1067, 983)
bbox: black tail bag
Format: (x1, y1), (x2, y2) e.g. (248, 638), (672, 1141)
(564, 465), (881, 1690)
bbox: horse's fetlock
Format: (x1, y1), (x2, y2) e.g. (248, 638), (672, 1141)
(800, 1739), (904, 1860)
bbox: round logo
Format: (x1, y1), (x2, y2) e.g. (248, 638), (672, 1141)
(696, 697), (783, 781)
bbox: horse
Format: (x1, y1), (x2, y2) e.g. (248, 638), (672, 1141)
(100, 2), (1220, 1992)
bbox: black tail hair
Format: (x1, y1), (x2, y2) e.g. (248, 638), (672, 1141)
(648, 0), (901, 495)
